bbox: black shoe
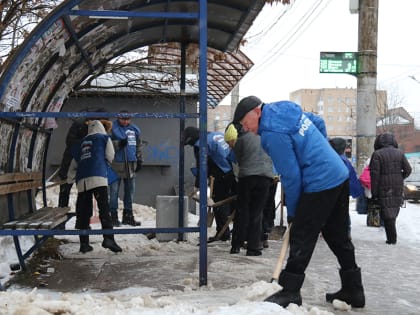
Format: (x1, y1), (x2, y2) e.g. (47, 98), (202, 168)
(122, 215), (141, 226)
(111, 213), (121, 227)
(79, 235), (93, 253)
(326, 288), (365, 307)
(112, 218), (121, 227)
(326, 268), (365, 308)
(265, 290), (302, 307)
(102, 237), (122, 253)
(265, 271), (304, 307)
(79, 243), (93, 253)
(220, 234), (231, 241)
(208, 233), (230, 242)
(246, 249), (262, 256)
(386, 240), (396, 245)
(230, 247), (240, 254)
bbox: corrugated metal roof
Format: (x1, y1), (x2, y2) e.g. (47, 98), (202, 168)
(73, 43), (254, 108)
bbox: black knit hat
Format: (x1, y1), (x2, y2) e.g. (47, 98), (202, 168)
(183, 126), (200, 146)
(329, 137), (347, 155)
(233, 96), (263, 123)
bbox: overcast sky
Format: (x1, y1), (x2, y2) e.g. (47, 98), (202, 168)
(232, 0), (420, 115)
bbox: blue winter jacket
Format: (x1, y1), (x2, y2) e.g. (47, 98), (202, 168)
(258, 100), (348, 217)
(111, 120), (141, 162)
(193, 132), (233, 174)
(340, 155), (364, 198)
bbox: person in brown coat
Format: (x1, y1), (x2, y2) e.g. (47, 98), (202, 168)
(369, 132), (412, 245)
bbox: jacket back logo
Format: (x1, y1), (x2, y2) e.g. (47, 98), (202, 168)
(299, 114), (313, 137)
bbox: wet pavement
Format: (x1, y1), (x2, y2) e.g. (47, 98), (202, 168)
(6, 214), (420, 315)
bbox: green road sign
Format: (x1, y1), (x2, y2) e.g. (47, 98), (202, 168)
(320, 52), (358, 74)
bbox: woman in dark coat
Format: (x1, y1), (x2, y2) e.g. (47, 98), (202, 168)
(369, 133), (412, 244)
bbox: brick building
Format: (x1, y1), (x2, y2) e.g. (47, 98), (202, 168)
(377, 107), (420, 153)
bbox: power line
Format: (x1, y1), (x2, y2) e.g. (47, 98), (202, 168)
(245, 1), (296, 48)
(242, 0), (330, 84)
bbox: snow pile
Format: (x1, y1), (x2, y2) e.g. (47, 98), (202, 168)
(0, 184), (340, 315)
(0, 284), (335, 315)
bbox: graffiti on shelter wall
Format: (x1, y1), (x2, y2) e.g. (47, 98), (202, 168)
(144, 141), (179, 165)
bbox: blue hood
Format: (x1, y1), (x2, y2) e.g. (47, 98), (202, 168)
(259, 101), (302, 134)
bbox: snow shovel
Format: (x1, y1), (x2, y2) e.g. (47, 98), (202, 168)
(269, 185), (286, 240)
(207, 209), (236, 244)
(208, 195), (237, 208)
(207, 176), (215, 227)
(277, 186), (287, 236)
(270, 223), (291, 283)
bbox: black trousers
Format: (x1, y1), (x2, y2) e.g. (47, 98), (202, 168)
(232, 175), (271, 250)
(285, 179), (358, 275)
(383, 218), (397, 243)
(59, 183), (73, 207)
(75, 186), (113, 234)
(262, 180), (278, 239)
(212, 171), (235, 238)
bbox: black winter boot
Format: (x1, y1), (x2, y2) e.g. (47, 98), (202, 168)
(111, 212), (121, 227)
(122, 211), (141, 226)
(264, 271), (304, 307)
(326, 267), (365, 308)
(102, 235), (122, 253)
(79, 235), (93, 253)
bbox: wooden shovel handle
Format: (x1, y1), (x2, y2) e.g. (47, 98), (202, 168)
(270, 223), (291, 282)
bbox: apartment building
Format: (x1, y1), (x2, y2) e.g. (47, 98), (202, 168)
(207, 104), (232, 132)
(290, 88), (387, 137)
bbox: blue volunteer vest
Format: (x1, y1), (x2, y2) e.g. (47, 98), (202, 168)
(112, 120), (141, 162)
(75, 134), (109, 182)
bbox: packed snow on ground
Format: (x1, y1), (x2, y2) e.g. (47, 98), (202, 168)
(1, 184), (420, 315)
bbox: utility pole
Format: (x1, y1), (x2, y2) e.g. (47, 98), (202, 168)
(230, 84), (240, 120)
(356, 0), (378, 173)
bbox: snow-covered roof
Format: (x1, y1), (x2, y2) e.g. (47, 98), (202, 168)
(376, 115), (411, 126)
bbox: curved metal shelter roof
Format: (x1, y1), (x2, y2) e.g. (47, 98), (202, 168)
(0, 0), (264, 114)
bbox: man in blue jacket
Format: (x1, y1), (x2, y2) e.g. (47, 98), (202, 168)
(233, 96), (365, 308)
(183, 126), (235, 241)
(110, 111), (143, 226)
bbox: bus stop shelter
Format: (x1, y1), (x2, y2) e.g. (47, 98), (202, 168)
(0, 0), (288, 285)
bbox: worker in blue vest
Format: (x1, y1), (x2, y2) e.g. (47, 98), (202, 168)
(109, 110), (143, 226)
(183, 126), (235, 241)
(57, 108), (107, 207)
(68, 120), (122, 253)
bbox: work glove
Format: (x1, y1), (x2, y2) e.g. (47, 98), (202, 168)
(135, 160), (142, 172)
(119, 138), (128, 148)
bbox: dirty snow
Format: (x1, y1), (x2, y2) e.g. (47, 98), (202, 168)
(1, 185), (420, 315)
